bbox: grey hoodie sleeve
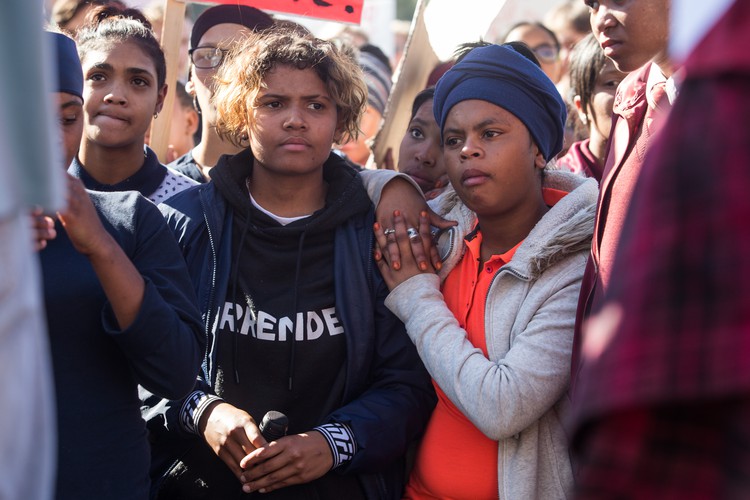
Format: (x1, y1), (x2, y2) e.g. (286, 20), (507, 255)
(357, 169), (423, 207)
(384, 260), (581, 440)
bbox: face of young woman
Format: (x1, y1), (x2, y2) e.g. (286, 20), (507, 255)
(55, 92), (84, 167)
(248, 64), (341, 180)
(398, 99), (446, 194)
(81, 41), (165, 150)
(588, 57), (627, 141)
(442, 99), (545, 219)
(587, 0), (670, 73)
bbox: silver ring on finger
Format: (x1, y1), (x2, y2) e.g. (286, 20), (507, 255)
(383, 228), (396, 237)
(407, 227), (420, 240)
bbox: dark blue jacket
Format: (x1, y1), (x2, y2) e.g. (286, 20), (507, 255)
(42, 190), (204, 500)
(151, 154), (435, 498)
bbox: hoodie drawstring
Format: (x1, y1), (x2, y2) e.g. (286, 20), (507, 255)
(232, 204), (253, 384)
(288, 230), (306, 391)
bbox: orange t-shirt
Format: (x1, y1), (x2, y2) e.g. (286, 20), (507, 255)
(404, 188), (567, 500)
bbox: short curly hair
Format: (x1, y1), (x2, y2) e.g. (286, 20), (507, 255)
(213, 27), (368, 147)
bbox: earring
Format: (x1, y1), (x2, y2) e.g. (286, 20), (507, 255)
(153, 112), (159, 119)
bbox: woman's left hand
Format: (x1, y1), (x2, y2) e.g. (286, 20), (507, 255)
(239, 431), (332, 494)
(374, 210), (436, 291)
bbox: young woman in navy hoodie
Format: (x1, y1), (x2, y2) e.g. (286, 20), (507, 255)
(153, 27), (435, 499)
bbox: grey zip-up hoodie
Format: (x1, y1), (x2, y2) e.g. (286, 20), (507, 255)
(384, 170), (597, 499)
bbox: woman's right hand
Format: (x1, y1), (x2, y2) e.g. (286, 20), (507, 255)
(56, 174), (111, 257)
(199, 402), (268, 481)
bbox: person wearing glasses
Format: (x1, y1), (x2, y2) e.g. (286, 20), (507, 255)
(168, 4), (274, 183)
(503, 21), (563, 85)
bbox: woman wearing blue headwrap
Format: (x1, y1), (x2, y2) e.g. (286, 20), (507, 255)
(374, 43), (598, 499)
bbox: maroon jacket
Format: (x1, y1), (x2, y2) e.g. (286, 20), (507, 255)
(571, 1), (750, 497)
(570, 62), (670, 393)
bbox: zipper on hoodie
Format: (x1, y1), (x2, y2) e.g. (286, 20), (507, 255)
(482, 264), (530, 360)
(200, 192), (219, 383)
(485, 264), (530, 304)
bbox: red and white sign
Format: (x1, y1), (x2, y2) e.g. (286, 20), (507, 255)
(197, 0), (364, 24)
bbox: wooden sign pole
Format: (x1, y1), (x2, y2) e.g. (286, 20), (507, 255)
(150, 0), (186, 162)
(369, 0), (437, 169)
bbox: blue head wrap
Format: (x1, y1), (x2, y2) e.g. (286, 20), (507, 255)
(433, 44), (566, 161)
(48, 31), (83, 100)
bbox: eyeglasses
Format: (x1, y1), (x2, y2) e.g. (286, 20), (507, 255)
(189, 46), (230, 69)
(531, 43), (559, 64)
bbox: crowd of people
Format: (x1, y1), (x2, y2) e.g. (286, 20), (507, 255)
(5, 0), (748, 498)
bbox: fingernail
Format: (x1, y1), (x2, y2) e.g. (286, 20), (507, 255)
(393, 210), (401, 217)
(420, 211), (428, 218)
(373, 222), (380, 231)
(393, 262), (401, 270)
(259, 488), (267, 494)
(435, 262), (442, 270)
(419, 262), (428, 271)
(374, 251), (381, 261)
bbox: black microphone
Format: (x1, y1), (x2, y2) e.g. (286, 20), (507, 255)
(259, 411), (288, 442)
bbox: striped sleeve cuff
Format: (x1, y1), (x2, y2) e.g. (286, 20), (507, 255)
(314, 422), (357, 469)
(179, 391), (223, 435)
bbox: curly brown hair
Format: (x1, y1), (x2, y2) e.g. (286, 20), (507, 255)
(213, 27), (368, 147)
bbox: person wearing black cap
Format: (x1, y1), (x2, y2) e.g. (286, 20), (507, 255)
(373, 43), (597, 499)
(40, 30), (204, 500)
(169, 4), (274, 183)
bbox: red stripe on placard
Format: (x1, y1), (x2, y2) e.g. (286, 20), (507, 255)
(201, 0), (363, 24)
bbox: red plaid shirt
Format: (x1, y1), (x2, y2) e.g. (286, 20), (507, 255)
(571, 1), (750, 496)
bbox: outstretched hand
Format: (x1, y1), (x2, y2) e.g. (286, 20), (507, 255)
(374, 210), (436, 291)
